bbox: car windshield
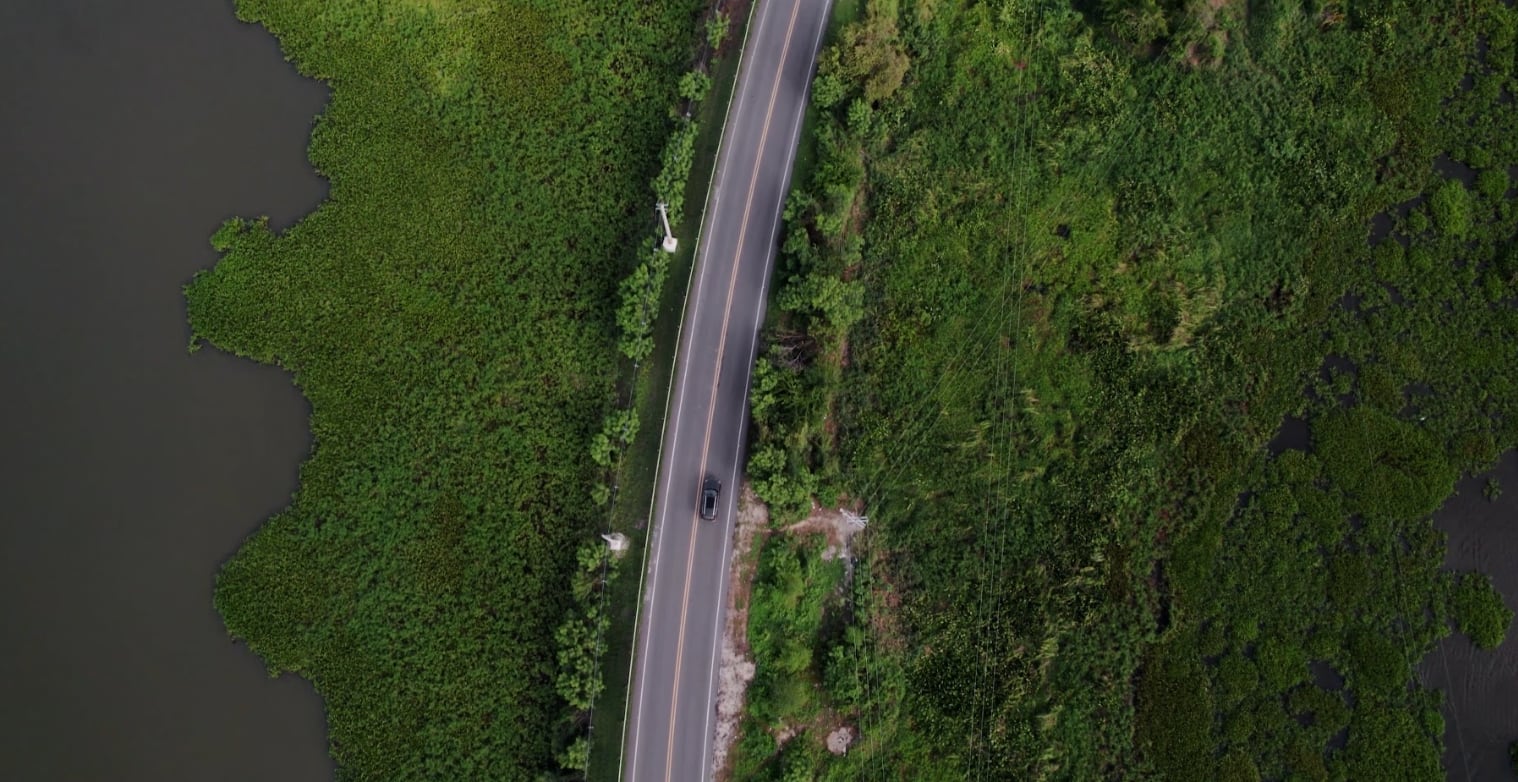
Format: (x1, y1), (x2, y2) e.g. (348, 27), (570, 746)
(701, 479), (718, 518)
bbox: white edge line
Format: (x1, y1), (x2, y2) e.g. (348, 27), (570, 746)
(698, 0), (833, 777)
(620, 0), (768, 779)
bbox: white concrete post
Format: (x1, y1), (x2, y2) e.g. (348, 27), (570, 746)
(602, 532), (630, 556)
(656, 202), (678, 253)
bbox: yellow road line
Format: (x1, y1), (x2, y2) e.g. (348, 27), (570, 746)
(662, 0), (803, 778)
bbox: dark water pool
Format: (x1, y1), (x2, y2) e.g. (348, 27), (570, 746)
(1420, 450), (1518, 782)
(0, 1), (332, 779)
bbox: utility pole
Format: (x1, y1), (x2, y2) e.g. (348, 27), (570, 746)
(602, 532), (629, 557)
(840, 509), (868, 529)
(656, 202), (678, 253)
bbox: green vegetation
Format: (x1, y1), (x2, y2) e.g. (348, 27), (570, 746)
(729, 528), (888, 780)
(186, 0), (704, 778)
(739, 534), (845, 740)
(737, 0), (1518, 778)
(554, 543), (621, 713)
(1452, 571), (1513, 651)
(747, 0), (898, 523)
(707, 11), (733, 51)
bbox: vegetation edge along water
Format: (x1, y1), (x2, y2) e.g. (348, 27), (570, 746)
(183, 0), (715, 778)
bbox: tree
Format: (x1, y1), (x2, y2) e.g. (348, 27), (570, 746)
(1452, 571), (1512, 650)
(1340, 706), (1442, 780)
(823, 628), (866, 706)
(678, 70), (711, 103)
(1478, 167), (1509, 201)
(1347, 628), (1403, 694)
(557, 736), (590, 772)
(589, 408), (640, 467)
(813, 0), (910, 107)
(1430, 180), (1472, 238)
(651, 122), (698, 224)
(590, 433), (613, 467)
(777, 273), (865, 336)
(614, 252), (669, 362)
(604, 408), (639, 449)
(846, 98), (873, 135)
(555, 614), (605, 710)
(749, 356), (783, 427)
(619, 333), (654, 363)
(1217, 750), (1261, 782)
(1214, 652), (1257, 709)
(1136, 636), (1216, 780)
(811, 71), (847, 109)
(705, 11), (730, 50)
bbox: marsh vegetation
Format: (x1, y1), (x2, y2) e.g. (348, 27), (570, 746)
(185, 0), (706, 777)
(736, 0), (1518, 778)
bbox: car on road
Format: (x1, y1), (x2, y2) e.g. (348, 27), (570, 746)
(700, 476), (721, 521)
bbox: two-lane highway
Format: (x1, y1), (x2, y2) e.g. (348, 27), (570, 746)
(621, 0), (832, 779)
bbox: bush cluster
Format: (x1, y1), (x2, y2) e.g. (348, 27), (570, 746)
(744, 0), (907, 524)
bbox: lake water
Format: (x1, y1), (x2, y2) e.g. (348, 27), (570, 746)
(0, 1), (333, 779)
(1420, 449), (1518, 781)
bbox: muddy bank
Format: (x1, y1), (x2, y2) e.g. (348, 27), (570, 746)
(0, 1), (332, 779)
(1419, 450), (1518, 781)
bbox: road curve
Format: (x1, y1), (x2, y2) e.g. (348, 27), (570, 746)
(621, 0), (831, 779)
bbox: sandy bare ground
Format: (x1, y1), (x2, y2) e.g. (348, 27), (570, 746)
(711, 484), (766, 780)
(711, 492), (869, 778)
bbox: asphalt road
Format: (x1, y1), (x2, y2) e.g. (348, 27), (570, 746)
(620, 0), (831, 779)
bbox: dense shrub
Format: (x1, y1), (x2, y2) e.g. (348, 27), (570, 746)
(1452, 571), (1513, 650)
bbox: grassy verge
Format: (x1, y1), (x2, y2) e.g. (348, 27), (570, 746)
(585, 4), (757, 778)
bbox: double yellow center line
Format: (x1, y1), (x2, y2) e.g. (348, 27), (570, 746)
(661, 0), (805, 779)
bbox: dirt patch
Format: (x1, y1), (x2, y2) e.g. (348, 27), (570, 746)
(784, 502), (868, 569)
(826, 725), (856, 755)
(711, 483), (768, 781)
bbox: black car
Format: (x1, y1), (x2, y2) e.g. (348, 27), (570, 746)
(700, 475), (721, 521)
